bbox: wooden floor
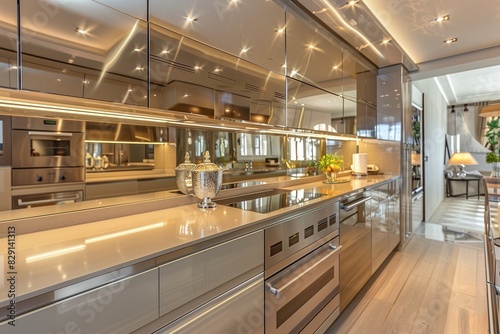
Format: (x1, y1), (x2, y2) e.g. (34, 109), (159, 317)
(328, 198), (489, 333)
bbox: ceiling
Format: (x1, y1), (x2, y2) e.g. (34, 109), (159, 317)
(301, 0), (500, 106)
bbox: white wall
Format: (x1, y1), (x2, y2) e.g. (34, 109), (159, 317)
(413, 79), (448, 221)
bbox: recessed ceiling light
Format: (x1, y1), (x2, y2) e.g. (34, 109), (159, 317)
(291, 70), (298, 76)
(194, 66), (202, 70)
(333, 65), (339, 70)
(75, 28), (87, 34)
(347, 0), (359, 5)
(436, 15), (450, 22)
(68, 59), (74, 63)
(241, 47), (249, 53)
(185, 16), (198, 23)
(160, 49), (170, 54)
(307, 44), (315, 49)
(276, 27), (285, 34)
(135, 66), (144, 70)
(382, 39), (391, 45)
(134, 48), (142, 52)
(444, 37), (457, 44)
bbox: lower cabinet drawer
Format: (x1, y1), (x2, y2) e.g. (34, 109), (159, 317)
(155, 274), (264, 334)
(0, 268), (159, 334)
(159, 230), (264, 320)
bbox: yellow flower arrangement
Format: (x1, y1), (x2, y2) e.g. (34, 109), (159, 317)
(318, 153), (343, 173)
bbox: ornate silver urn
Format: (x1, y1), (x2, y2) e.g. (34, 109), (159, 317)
(175, 152), (195, 195)
(191, 151), (223, 208)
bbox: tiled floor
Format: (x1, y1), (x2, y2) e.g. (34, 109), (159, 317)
(413, 196), (484, 246)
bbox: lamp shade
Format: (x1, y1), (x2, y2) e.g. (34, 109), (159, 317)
(448, 152), (478, 166)
(411, 153), (421, 166)
(479, 104), (500, 117)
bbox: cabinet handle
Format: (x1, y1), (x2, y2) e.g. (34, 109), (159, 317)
(28, 131), (73, 137)
(340, 196), (372, 211)
(266, 244), (342, 299)
(18, 195), (80, 207)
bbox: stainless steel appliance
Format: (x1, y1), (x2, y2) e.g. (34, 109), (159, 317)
(10, 116), (85, 209)
(218, 189), (325, 214)
(339, 191), (372, 311)
(263, 202), (341, 333)
(12, 184), (84, 209)
(11, 117), (85, 171)
(0, 115), (11, 165)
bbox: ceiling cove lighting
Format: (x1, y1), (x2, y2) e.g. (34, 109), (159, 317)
(320, 0), (384, 59)
(444, 38), (458, 44)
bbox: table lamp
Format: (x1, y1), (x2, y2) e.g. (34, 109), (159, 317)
(448, 152), (478, 178)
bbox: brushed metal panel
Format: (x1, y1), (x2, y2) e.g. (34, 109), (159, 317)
(0, 268), (159, 334)
(155, 274), (264, 334)
(159, 230), (264, 317)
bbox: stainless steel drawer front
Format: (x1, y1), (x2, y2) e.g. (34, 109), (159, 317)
(265, 236), (340, 334)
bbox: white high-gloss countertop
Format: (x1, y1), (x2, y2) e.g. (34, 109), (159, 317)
(0, 174), (398, 307)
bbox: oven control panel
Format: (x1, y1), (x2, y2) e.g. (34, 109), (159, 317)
(12, 167), (85, 186)
(264, 200), (339, 277)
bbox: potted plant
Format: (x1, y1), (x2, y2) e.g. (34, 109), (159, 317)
(318, 153), (343, 182)
(306, 161), (317, 176)
(486, 118), (500, 176)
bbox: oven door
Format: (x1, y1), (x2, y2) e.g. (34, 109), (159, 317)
(265, 236), (340, 334)
(12, 130), (84, 168)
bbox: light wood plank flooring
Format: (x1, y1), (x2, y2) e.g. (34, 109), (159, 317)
(328, 197), (488, 334)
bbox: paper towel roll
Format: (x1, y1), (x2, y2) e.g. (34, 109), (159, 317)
(352, 153), (367, 174)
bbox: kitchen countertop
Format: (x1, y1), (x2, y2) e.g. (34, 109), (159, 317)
(0, 174), (399, 310)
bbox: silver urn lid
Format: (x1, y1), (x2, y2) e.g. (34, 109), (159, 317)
(175, 152), (196, 195)
(191, 151), (223, 208)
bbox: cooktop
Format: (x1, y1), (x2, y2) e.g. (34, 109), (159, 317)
(217, 189), (326, 214)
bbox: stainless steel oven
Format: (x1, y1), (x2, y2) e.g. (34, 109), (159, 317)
(12, 183), (84, 209)
(264, 201), (341, 334)
(11, 116), (85, 170)
(10, 117), (86, 209)
(0, 115), (12, 166)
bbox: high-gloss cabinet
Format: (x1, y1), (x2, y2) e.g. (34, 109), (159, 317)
(158, 230), (264, 324)
(369, 180), (401, 274)
(0, 268), (159, 334)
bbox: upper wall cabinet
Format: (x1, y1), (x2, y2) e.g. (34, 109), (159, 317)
(377, 65), (404, 141)
(150, 0), (285, 75)
(0, 0), (18, 89)
(285, 8), (343, 96)
(149, 23), (286, 126)
(20, 0), (148, 106)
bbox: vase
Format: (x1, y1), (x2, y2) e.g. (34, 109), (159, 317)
(494, 162), (500, 178)
(324, 170), (337, 183)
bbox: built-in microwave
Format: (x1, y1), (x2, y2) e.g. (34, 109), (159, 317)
(0, 115), (11, 166)
(11, 117), (84, 169)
